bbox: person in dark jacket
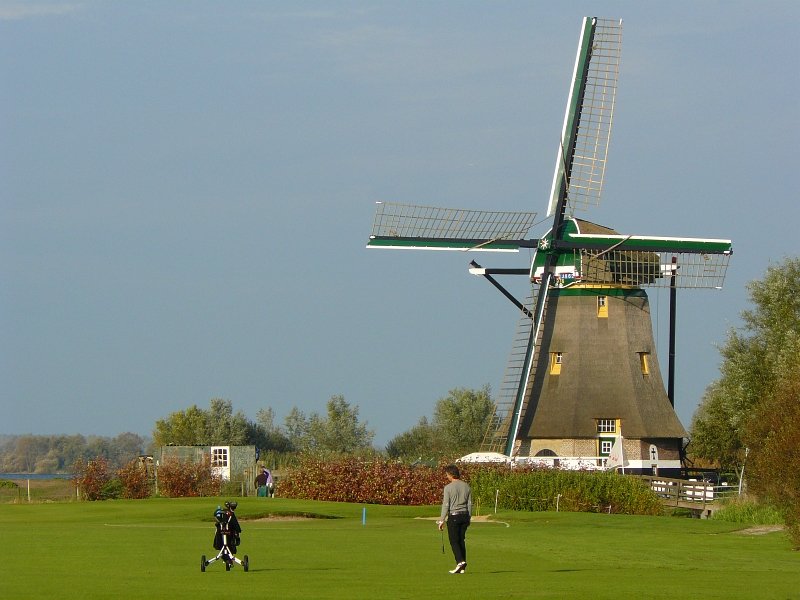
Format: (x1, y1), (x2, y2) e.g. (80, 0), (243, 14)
(255, 467), (275, 497)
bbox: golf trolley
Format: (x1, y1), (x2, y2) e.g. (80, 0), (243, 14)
(201, 501), (249, 572)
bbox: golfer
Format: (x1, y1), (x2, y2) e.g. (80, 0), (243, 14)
(255, 467), (274, 497)
(437, 464), (472, 574)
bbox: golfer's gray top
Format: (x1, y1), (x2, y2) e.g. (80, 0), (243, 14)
(440, 479), (472, 521)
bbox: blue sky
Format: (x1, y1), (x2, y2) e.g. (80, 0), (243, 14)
(2, 1), (797, 447)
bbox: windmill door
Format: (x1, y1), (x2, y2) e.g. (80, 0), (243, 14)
(210, 446), (231, 481)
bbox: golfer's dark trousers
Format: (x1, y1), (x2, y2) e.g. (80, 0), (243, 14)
(447, 512), (470, 564)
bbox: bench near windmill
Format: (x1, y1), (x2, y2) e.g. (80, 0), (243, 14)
(367, 17), (732, 478)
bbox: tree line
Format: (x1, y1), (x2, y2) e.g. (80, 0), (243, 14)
(1, 387), (494, 473)
(689, 256), (799, 543)
(151, 388), (493, 460)
(0, 432), (148, 473)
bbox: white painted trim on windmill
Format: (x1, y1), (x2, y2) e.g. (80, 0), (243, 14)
(569, 233), (733, 245)
(528, 248), (539, 280)
(365, 244), (519, 253)
(649, 444), (659, 462)
(547, 140), (568, 218)
(531, 264), (582, 282)
(469, 267), (486, 275)
(547, 16), (592, 218)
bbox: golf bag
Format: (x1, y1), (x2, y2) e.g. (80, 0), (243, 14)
(201, 501), (249, 572)
(257, 482), (275, 497)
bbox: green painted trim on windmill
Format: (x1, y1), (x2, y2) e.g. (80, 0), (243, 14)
(366, 236), (521, 252)
(537, 219), (732, 254)
(551, 287), (648, 298)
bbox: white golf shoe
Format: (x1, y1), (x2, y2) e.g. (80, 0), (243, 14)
(449, 562), (466, 574)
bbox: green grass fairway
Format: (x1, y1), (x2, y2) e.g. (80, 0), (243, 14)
(1, 498), (797, 599)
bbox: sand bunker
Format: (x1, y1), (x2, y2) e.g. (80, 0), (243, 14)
(246, 515), (314, 522)
(736, 525), (784, 535)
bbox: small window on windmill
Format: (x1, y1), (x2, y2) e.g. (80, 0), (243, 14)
(639, 352), (650, 375)
(550, 352), (563, 375)
(597, 295), (608, 318)
(600, 439), (614, 455)
(596, 419), (616, 433)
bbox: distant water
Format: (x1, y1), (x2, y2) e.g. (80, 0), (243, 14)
(0, 473), (71, 480)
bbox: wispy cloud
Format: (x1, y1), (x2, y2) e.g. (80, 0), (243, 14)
(0, 2), (83, 21)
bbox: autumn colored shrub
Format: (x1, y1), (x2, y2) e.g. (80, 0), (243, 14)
(745, 369), (800, 548)
(117, 459), (152, 499)
(73, 456), (112, 501)
(156, 455), (221, 498)
(279, 456), (444, 505)
(280, 457), (662, 515)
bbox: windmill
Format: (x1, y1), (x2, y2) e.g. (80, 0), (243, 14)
(366, 17), (732, 476)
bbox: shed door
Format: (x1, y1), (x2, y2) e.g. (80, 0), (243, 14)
(210, 446), (230, 481)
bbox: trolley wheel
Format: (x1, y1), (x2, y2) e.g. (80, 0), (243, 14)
(201, 555), (206, 572)
(243, 555), (249, 572)
(225, 560), (231, 571)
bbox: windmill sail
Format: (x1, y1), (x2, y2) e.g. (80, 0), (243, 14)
(481, 293), (535, 454)
(547, 18), (622, 218)
(367, 202), (537, 252)
(578, 244), (731, 289)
